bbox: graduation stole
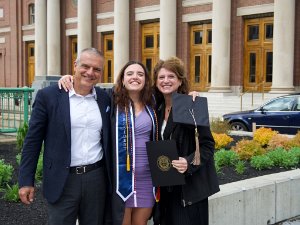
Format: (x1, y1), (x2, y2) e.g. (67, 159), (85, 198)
(116, 103), (158, 202)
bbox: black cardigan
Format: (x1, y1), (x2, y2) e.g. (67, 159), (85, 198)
(157, 103), (220, 206)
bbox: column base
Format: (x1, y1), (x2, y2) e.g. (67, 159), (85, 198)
(208, 86), (232, 93)
(31, 75), (61, 100)
(269, 87), (295, 94)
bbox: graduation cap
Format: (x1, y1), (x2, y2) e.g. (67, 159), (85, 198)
(172, 92), (210, 127)
(171, 92), (210, 165)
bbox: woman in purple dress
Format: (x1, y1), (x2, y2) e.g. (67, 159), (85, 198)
(111, 61), (158, 225)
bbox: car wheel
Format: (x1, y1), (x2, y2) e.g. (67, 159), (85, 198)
(230, 122), (248, 131)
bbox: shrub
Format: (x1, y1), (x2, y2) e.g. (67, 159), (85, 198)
(288, 132), (300, 149)
(212, 132), (233, 150)
(2, 184), (19, 202)
(267, 148), (298, 169)
(253, 127), (277, 147)
(235, 161), (246, 174)
(16, 153), (21, 166)
(231, 139), (266, 160)
(289, 147), (300, 164)
(0, 160), (13, 187)
(214, 163), (222, 175)
(214, 149), (239, 168)
(250, 155), (274, 170)
(16, 122), (29, 152)
(210, 118), (231, 134)
(35, 151), (43, 182)
(267, 134), (293, 151)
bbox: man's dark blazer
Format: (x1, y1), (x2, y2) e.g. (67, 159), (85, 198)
(18, 85), (112, 204)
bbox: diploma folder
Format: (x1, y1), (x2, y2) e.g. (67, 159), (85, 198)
(146, 140), (185, 187)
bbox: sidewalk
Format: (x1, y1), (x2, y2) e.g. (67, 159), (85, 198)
(278, 216), (300, 225)
(0, 132), (17, 144)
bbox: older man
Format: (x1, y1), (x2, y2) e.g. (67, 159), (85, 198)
(18, 48), (112, 225)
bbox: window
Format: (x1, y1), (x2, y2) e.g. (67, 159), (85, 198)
(29, 4), (35, 24)
(265, 24), (273, 39)
(194, 31), (203, 44)
(249, 53), (256, 83)
(0, 8), (3, 18)
(263, 97), (295, 112)
(194, 56), (200, 83)
(107, 40), (113, 51)
(145, 35), (154, 48)
(265, 52), (273, 82)
(207, 30), (212, 44)
(248, 25), (259, 41)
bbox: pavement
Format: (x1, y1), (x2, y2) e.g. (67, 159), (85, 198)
(0, 132), (17, 143)
(278, 216), (300, 225)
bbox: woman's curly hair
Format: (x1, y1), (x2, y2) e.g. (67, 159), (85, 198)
(152, 56), (190, 105)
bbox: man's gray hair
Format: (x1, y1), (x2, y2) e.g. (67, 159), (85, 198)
(75, 48), (104, 64)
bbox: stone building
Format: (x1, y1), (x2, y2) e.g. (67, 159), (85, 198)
(0, 0), (299, 95)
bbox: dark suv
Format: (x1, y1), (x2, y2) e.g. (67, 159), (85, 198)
(223, 94), (300, 135)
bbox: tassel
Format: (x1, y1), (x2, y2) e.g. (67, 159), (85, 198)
(192, 128), (201, 165)
(127, 154), (130, 171)
(155, 187), (160, 202)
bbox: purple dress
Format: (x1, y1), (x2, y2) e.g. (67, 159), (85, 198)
(125, 109), (155, 208)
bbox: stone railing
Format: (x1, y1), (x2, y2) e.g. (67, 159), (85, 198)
(209, 169), (300, 225)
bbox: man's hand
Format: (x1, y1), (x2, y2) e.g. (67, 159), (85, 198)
(19, 186), (35, 204)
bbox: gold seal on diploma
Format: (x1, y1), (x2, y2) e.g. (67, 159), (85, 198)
(157, 155), (171, 171)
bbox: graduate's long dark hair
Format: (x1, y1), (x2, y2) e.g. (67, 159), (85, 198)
(114, 61), (154, 111)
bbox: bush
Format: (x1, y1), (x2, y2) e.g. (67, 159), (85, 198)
(212, 132), (233, 150)
(210, 118), (231, 134)
(2, 184), (19, 202)
(231, 139), (266, 160)
(267, 134), (293, 151)
(289, 147), (300, 164)
(250, 155), (274, 170)
(35, 151), (43, 182)
(288, 132), (300, 148)
(235, 161), (246, 174)
(16, 153), (21, 166)
(16, 122), (29, 152)
(214, 149), (239, 168)
(253, 127), (277, 147)
(267, 148), (298, 169)
(0, 160), (13, 187)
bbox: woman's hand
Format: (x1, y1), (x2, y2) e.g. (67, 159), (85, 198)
(58, 75), (74, 92)
(172, 157), (188, 173)
(188, 91), (200, 101)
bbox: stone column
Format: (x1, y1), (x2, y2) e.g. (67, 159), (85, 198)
(209, 0), (231, 92)
(160, 0), (176, 60)
(34, 0), (47, 77)
(114, 0), (129, 82)
(47, 0), (61, 75)
(32, 0), (61, 98)
(78, 0), (92, 52)
(270, 0), (295, 93)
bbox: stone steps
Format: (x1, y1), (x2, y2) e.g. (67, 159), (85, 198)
(199, 92), (284, 119)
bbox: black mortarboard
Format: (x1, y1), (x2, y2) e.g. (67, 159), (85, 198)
(172, 92), (210, 127)
(146, 140), (185, 187)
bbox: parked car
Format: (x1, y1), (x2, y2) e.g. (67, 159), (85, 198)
(223, 94), (300, 135)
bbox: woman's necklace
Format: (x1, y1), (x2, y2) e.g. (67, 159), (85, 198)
(165, 105), (172, 120)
